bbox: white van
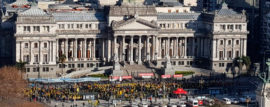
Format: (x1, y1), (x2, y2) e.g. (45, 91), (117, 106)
(186, 99), (199, 107)
(222, 98), (232, 104)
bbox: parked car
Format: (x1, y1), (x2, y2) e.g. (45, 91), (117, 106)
(222, 98), (231, 104)
(230, 98), (240, 104)
(203, 98), (215, 106)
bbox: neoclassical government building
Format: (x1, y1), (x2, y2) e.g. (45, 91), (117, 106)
(12, 0), (248, 77)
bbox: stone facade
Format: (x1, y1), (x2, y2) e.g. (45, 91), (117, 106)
(13, 2), (248, 78)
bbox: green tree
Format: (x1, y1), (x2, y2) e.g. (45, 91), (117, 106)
(242, 56), (251, 71)
(15, 60), (27, 79)
(233, 56), (251, 75)
(233, 57), (243, 75)
(59, 54), (66, 75)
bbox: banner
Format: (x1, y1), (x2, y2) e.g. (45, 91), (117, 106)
(110, 76), (120, 81)
(139, 73), (154, 77)
(161, 75), (171, 79)
(139, 73), (154, 79)
(122, 76), (132, 79)
(173, 74), (183, 78)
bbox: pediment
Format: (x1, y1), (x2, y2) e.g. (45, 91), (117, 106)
(117, 21), (153, 30)
(112, 18), (159, 30)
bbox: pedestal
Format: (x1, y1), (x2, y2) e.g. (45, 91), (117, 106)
(162, 61), (174, 75)
(256, 83), (270, 107)
(111, 62), (123, 76)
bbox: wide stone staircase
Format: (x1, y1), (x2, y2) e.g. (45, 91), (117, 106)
(120, 63), (158, 78)
(61, 66), (113, 78)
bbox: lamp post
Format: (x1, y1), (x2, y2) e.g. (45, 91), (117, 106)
(199, 78), (205, 94)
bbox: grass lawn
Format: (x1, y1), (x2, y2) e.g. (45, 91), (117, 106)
(88, 74), (109, 78)
(175, 71), (195, 76)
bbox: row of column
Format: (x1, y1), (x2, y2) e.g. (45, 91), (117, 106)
(59, 38), (103, 61)
(159, 37), (188, 58)
(112, 36), (212, 64)
(158, 37), (211, 59)
(212, 38), (247, 60)
(113, 35), (157, 64)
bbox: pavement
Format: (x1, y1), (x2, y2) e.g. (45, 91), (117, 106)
(45, 98), (255, 107)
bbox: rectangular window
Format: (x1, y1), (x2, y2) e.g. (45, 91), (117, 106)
(219, 63), (225, 67)
(59, 24), (64, 29)
(33, 26), (40, 32)
(44, 26), (49, 32)
(34, 43), (38, 48)
(236, 51), (240, 57)
(23, 26), (27, 31)
(34, 54), (38, 63)
(24, 26), (31, 32)
(168, 9), (171, 13)
(236, 25), (242, 30)
(176, 10), (179, 13)
(220, 25), (226, 30)
(228, 40), (231, 45)
(25, 43), (28, 48)
(23, 55), (29, 62)
(26, 68), (30, 72)
(228, 51), (232, 59)
(44, 43), (47, 48)
(227, 25), (233, 30)
(219, 51), (223, 60)
(220, 40), (223, 45)
(85, 24), (88, 28)
(236, 40), (240, 45)
(80, 24), (83, 28)
(43, 54), (47, 63)
(33, 68), (36, 72)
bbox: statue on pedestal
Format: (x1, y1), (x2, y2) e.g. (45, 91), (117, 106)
(256, 58), (270, 107)
(163, 54), (174, 75)
(165, 54), (172, 68)
(113, 54), (120, 70)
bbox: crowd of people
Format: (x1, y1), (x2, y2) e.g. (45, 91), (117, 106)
(23, 76), (237, 103)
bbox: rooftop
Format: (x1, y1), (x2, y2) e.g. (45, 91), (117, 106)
(109, 5), (157, 16)
(11, 0), (30, 6)
(216, 3), (238, 16)
(52, 12), (106, 22)
(19, 6), (48, 16)
(158, 13), (201, 20)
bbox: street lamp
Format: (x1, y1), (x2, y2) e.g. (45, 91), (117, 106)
(199, 78), (205, 94)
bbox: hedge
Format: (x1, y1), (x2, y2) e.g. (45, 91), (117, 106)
(175, 71), (195, 76)
(88, 74), (109, 78)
